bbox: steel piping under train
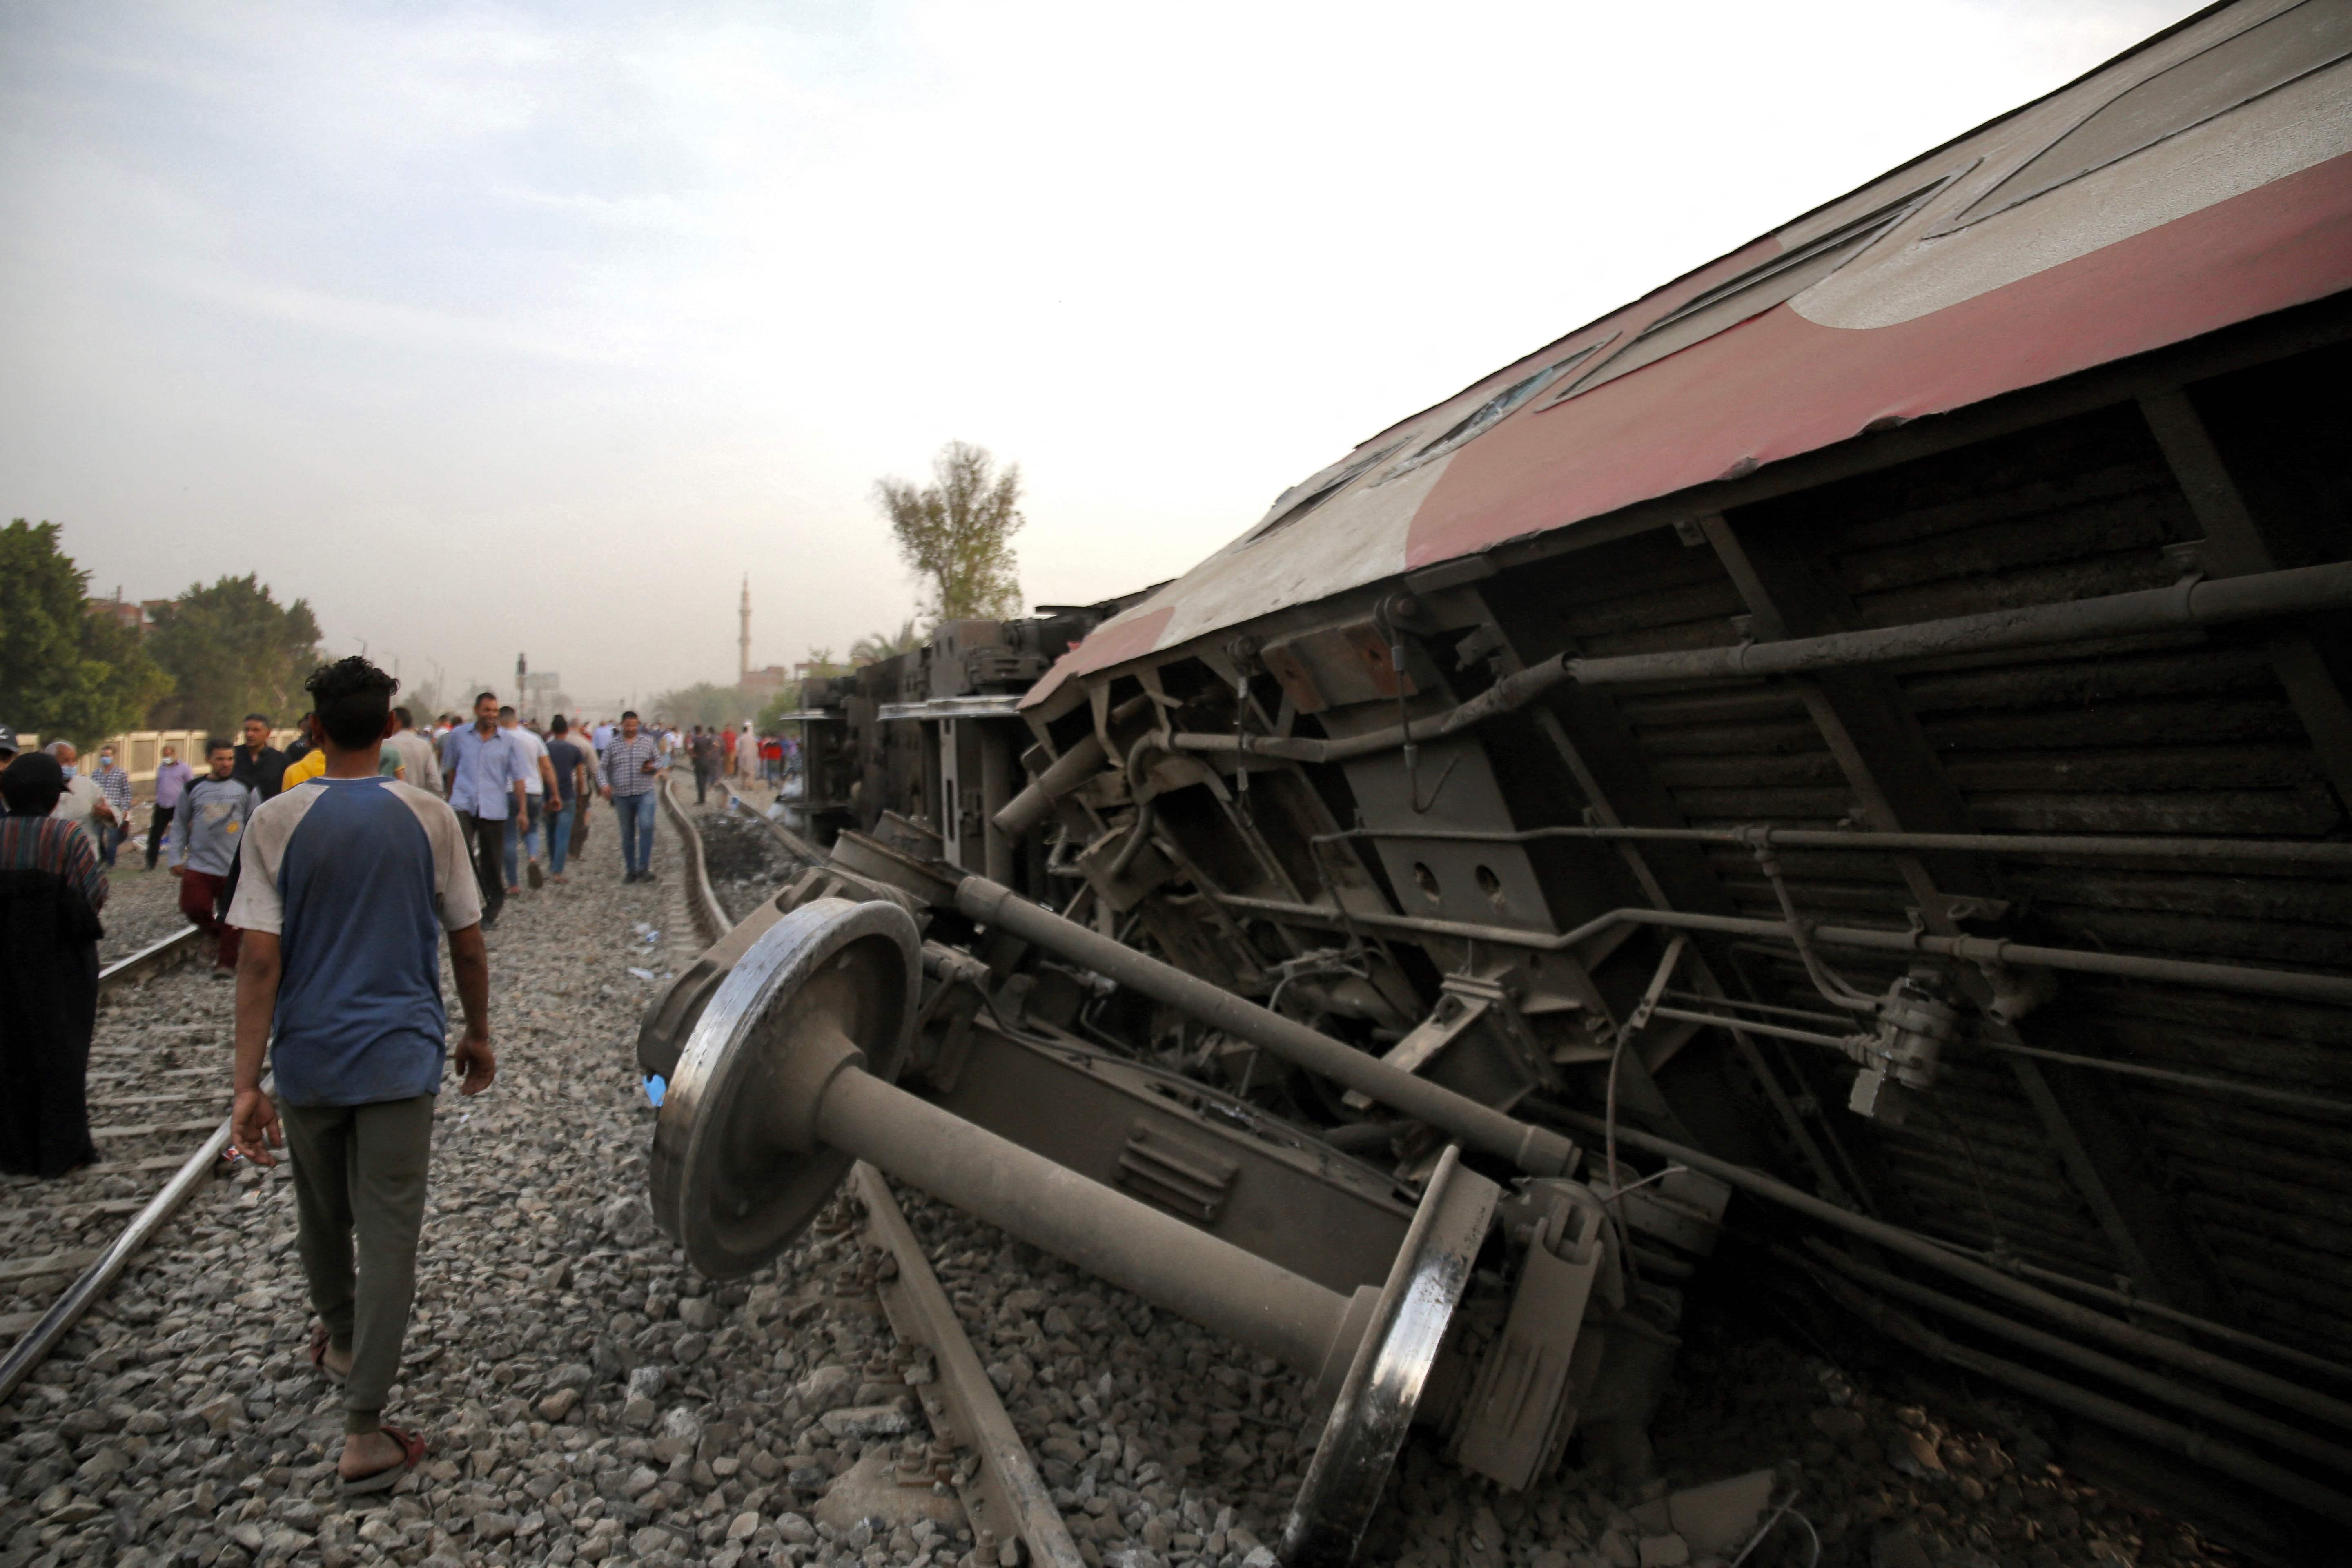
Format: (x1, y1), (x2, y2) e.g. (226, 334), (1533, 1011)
(642, 3), (2352, 1560)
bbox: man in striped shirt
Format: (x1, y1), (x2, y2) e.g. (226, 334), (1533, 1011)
(599, 710), (664, 883)
(91, 745), (132, 868)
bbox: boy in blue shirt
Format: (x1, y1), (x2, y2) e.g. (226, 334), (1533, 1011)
(229, 656), (494, 1494)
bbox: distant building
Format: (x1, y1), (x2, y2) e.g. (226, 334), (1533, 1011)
(521, 670), (570, 721)
(741, 665), (794, 703)
(83, 588), (173, 634)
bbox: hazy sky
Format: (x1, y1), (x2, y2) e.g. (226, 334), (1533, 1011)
(2, 0), (2202, 712)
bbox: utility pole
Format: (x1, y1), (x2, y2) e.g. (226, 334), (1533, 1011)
(739, 575), (753, 685)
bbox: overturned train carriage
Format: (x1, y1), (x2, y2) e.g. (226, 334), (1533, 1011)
(779, 596), (1153, 892)
(647, 3), (2352, 1559)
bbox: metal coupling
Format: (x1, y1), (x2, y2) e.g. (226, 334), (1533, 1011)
(1844, 972), (1959, 1124)
(1875, 973), (1958, 1090)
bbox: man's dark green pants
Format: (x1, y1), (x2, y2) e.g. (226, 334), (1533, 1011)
(280, 1094), (435, 1436)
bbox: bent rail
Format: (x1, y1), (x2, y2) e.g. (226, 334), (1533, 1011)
(660, 776), (732, 948)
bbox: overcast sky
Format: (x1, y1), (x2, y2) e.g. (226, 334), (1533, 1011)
(2, 0), (2203, 712)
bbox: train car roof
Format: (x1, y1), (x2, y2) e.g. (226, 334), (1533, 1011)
(1029, 0), (2352, 708)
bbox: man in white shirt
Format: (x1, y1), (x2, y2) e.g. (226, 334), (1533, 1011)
(42, 742), (116, 855)
(496, 707), (560, 892)
(383, 708), (443, 795)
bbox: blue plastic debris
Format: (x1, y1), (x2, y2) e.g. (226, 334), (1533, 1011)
(644, 1074), (666, 1108)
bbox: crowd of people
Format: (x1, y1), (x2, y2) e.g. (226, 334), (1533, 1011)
(0, 691), (806, 1186)
(0, 659), (817, 1491)
(0, 705), (803, 956)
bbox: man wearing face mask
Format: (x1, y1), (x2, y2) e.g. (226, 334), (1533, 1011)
(91, 744), (132, 868)
(149, 742), (193, 869)
(44, 742), (116, 858)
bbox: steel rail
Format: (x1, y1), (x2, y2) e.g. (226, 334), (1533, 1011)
(1205, 893), (2352, 1008)
(852, 1165), (1085, 1568)
(97, 925), (206, 997)
(721, 789), (832, 870)
(0, 1116), (232, 1405)
(1, 928), (229, 1400)
(661, 777), (733, 948)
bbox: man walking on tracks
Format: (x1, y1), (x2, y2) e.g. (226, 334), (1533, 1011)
(383, 707), (442, 795)
(169, 739), (259, 974)
(227, 655), (492, 1495)
(688, 724), (716, 804)
(147, 742), (193, 869)
(543, 715), (590, 884)
(439, 692), (530, 929)
(601, 709), (664, 882)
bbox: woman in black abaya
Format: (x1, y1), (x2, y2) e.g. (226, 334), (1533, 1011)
(0, 751), (108, 1177)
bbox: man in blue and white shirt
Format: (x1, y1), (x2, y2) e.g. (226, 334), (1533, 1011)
(438, 691), (530, 928)
(227, 655), (491, 1495)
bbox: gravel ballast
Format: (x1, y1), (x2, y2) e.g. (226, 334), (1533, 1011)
(96, 862), (200, 966)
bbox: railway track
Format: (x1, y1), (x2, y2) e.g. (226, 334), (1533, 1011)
(0, 925), (227, 1403)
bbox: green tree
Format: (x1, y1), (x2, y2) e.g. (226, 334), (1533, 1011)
(873, 441), (1025, 622)
(147, 574), (324, 734)
(649, 681), (756, 731)
(850, 618), (925, 666)
(0, 520), (172, 744)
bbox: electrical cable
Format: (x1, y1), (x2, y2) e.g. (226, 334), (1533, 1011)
(1726, 1494), (1813, 1568)
(1373, 597), (1459, 815)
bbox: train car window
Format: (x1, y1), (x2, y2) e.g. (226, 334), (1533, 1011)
(1952, 0), (2352, 226)
(1241, 441), (1406, 546)
(1372, 341), (1610, 483)
(1548, 180), (1946, 405)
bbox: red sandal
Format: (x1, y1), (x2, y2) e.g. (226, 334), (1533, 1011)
(339, 1425), (426, 1496)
